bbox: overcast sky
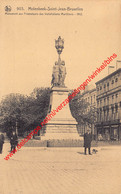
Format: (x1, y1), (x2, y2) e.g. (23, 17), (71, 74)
(0, 0), (121, 100)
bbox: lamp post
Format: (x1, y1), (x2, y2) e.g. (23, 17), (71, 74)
(55, 36), (64, 62)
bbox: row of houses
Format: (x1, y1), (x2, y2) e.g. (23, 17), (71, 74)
(78, 68), (121, 141)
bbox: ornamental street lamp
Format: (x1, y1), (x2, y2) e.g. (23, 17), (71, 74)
(55, 36), (64, 61)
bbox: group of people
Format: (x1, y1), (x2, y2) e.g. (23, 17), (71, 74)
(0, 129), (92, 155)
(0, 132), (18, 154)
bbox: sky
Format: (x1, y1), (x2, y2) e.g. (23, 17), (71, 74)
(0, 0), (121, 100)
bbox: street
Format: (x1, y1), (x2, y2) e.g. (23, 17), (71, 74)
(0, 143), (121, 194)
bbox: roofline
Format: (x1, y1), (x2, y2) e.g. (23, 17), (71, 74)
(83, 88), (96, 95)
(95, 68), (121, 85)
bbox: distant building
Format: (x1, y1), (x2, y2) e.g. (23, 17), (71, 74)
(95, 68), (121, 141)
(77, 85), (97, 138)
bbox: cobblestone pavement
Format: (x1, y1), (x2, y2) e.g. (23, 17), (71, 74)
(0, 143), (121, 194)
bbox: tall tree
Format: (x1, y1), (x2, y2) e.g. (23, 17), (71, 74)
(0, 87), (51, 136)
(69, 92), (97, 126)
(29, 87), (51, 135)
(0, 93), (28, 136)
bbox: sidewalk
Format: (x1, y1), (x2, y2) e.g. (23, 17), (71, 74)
(0, 143), (121, 194)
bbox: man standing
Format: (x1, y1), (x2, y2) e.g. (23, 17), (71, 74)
(14, 132), (18, 150)
(84, 129), (92, 155)
(10, 132), (18, 153)
(10, 132), (14, 152)
(0, 133), (5, 154)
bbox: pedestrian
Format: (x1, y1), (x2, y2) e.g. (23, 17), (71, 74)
(84, 129), (92, 155)
(10, 132), (18, 153)
(10, 132), (14, 152)
(0, 133), (5, 154)
(14, 132), (18, 150)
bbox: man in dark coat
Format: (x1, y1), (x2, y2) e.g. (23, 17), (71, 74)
(10, 132), (18, 152)
(0, 133), (5, 154)
(14, 133), (18, 149)
(10, 132), (14, 152)
(84, 129), (92, 155)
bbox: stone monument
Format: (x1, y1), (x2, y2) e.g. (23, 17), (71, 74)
(43, 37), (81, 145)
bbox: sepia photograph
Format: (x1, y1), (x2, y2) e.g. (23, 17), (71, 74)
(0, 0), (121, 193)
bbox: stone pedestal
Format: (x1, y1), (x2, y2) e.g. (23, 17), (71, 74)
(42, 87), (82, 141)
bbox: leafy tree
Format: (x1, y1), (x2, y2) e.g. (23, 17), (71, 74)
(69, 92), (97, 126)
(0, 93), (28, 136)
(29, 87), (51, 135)
(0, 87), (51, 136)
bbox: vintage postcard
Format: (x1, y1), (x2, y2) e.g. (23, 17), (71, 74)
(0, 0), (121, 194)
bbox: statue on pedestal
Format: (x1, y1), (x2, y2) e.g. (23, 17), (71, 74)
(51, 60), (66, 87)
(51, 62), (59, 86)
(59, 61), (66, 87)
(51, 36), (66, 87)
(43, 36), (80, 142)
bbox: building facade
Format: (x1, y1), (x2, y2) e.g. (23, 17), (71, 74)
(77, 86), (97, 138)
(96, 68), (121, 141)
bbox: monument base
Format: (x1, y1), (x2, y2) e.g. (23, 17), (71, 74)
(42, 124), (81, 140)
(42, 87), (81, 142)
(24, 139), (98, 147)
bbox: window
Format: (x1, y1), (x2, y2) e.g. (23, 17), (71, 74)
(97, 88), (99, 91)
(107, 109), (109, 120)
(116, 93), (118, 98)
(115, 104), (118, 113)
(112, 107), (114, 117)
(104, 84), (106, 91)
(107, 82), (109, 87)
(100, 99), (102, 106)
(116, 107), (118, 113)
(112, 95), (114, 104)
(100, 109), (102, 121)
(112, 80), (114, 84)
(112, 107), (114, 114)
(104, 98), (106, 105)
(100, 86), (102, 90)
(94, 95), (95, 102)
(115, 78), (118, 82)
(104, 110), (106, 121)
(107, 97), (109, 105)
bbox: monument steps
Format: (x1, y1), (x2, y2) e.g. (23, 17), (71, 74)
(24, 139), (98, 147)
(44, 129), (79, 133)
(42, 134), (81, 140)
